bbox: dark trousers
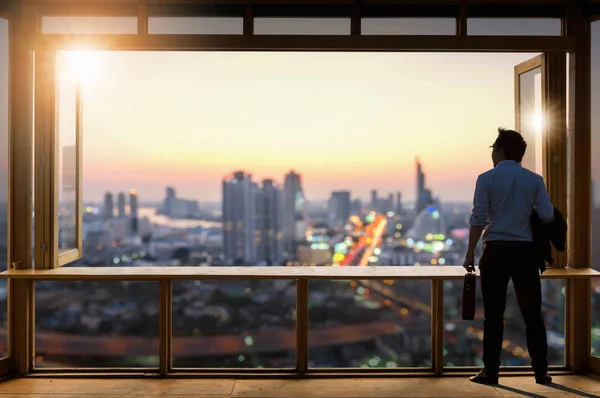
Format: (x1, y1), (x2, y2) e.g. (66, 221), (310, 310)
(479, 241), (548, 376)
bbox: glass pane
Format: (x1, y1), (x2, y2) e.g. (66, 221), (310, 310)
(34, 281), (159, 368)
(56, 55), (78, 254)
(172, 280), (295, 368)
(149, 17), (243, 35)
(443, 280), (565, 367)
(591, 20), (600, 359)
(73, 51), (540, 268)
(361, 18), (455, 35)
(0, 17), (8, 359)
(42, 17), (137, 35)
(308, 280), (431, 368)
(254, 18), (350, 35)
(468, 19), (561, 36)
(519, 67), (544, 176)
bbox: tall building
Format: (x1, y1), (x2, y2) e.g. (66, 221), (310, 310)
(416, 158), (434, 213)
(103, 192), (114, 219)
(386, 193), (394, 213)
(328, 190), (351, 228)
(282, 170), (306, 259)
(371, 189), (378, 212)
(117, 192), (126, 218)
(223, 171), (256, 264)
(165, 187), (176, 216)
(351, 198), (362, 216)
(396, 191), (403, 214)
(129, 189), (139, 234)
(255, 179), (284, 265)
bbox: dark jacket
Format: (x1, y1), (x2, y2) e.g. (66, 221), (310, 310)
(531, 207), (567, 273)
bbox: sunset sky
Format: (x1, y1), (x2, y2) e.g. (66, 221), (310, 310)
(1, 19), (600, 206)
(71, 51), (541, 204)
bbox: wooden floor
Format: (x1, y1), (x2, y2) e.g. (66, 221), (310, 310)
(1, 375), (599, 397)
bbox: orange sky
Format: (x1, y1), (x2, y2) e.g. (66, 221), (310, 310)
(56, 51), (552, 204)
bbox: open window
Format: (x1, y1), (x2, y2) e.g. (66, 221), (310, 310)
(34, 51), (83, 269)
(514, 52), (567, 266)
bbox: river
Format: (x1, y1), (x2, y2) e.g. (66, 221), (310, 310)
(137, 207), (222, 230)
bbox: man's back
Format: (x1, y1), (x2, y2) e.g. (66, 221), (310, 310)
(469, 160), (554, 242)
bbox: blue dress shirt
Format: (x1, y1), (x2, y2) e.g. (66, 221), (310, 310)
(469, 160), (554, 243)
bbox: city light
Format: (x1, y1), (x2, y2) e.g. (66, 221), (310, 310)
(27, 133), (576, 372)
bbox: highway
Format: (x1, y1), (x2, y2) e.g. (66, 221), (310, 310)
(0, 321), (402, 357)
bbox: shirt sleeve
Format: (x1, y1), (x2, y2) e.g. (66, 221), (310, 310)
(534, 175), (555, 223)
(469, 175), (490, 227)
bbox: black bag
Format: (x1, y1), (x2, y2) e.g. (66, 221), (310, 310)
(462, 270), (476, 320)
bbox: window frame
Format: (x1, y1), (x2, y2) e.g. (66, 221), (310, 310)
(514, 53), (568, 268)
(589, 13), (600, 376)
(34, 50), (83, 269)
(0, 13), (10, 374)
(2, 0), (594, 379)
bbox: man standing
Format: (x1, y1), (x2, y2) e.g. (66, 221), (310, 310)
(464, 128), (554, 385)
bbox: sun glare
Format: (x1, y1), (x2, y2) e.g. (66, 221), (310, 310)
(534, 110), (544, 133)
(61, 51), (102, 85)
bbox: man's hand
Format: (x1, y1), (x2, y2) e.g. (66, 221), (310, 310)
(463, 252), (476, 272)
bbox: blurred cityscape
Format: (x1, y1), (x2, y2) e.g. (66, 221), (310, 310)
(14, 159), (576, 368)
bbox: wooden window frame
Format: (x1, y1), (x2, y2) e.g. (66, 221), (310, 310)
(34, 50), (83, 269)
(514, 52), (568, 268)
(0, 10), (9, 374)
(588, 12), (600, 375)
(1, 0), (596, 380)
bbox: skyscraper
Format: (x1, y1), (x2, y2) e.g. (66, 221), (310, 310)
(328, 191), (351, 228)
(165, 187), (176, 216)
(416, 158), (425, 212)
(129, 189), (138, 216)
(351, 198), (362, 216)
(255, 179), (284, 265)
(103, 192), (114, 219)
(282, 170), (306, 259)
(416, 158), (434, 213)
(117, 192), (126, 218)
(129, 189), (139, 234)
(371, 189), (378, 212)
(223, 171), (256, 264)
(387, 193), (394, 213)
(396, 191), (403, 214)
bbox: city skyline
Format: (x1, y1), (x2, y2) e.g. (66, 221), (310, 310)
(91, 160), (441, 207)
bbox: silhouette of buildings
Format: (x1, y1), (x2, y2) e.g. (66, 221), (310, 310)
(160, 187), (201, 219)
(282, 170), (306, 259)
(328, 190), (351, 228)
(223, 171), (256, 264)
(416, 158), (435, 213)
(103, 192), (114, 219)
(130, 189), (139, 234)
(255, 179), (284, 265)
(117, 192), (126, 218)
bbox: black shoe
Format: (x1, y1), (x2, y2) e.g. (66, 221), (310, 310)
(535, 373), (552, 385)
(469, 370), (499, 385)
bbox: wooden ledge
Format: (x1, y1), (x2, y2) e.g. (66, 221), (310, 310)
(1, 266), (598, 281)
